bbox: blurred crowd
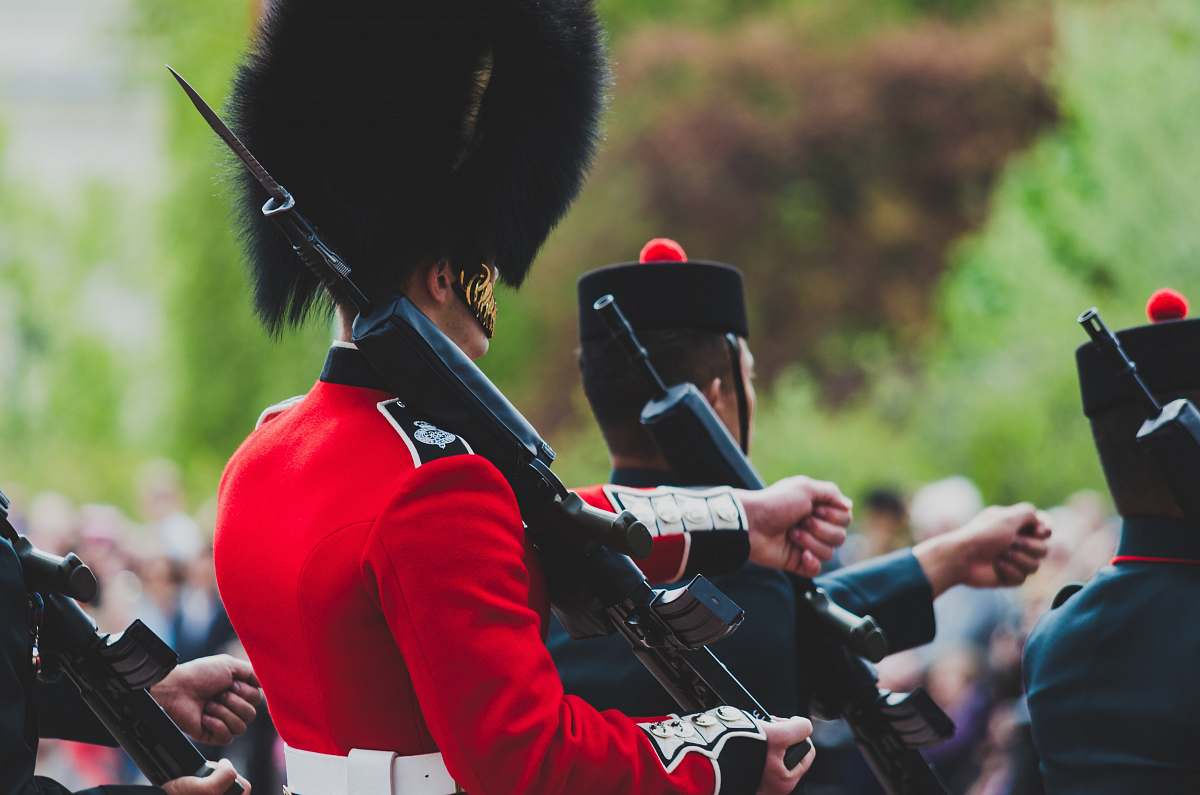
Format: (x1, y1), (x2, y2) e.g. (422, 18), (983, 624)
(5, 464), (1118, 795)
(809, 478), (1118, 795)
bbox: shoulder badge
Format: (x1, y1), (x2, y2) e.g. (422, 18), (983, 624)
(1051, 582), (1085, 610)
(255, 395), (305, 429)
(377, 399), (473, 468)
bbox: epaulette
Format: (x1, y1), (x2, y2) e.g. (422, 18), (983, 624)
(255, 395), (305, 429)
(376, 399), (473, 468)
(1051, 582), (1085, 610)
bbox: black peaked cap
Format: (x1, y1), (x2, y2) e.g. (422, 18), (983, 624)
(578, 261), (750, 343)
(230, 0), (609, 331)
(1077, 317), (1200, 417)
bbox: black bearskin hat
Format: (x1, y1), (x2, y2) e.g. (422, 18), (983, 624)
(229, 0), (609, 331)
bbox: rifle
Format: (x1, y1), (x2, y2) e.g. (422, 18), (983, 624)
(0, 490), (241, 794)
(1079, 307), (1200, 520)
(594, 295), (955, 795)
(170, 68), (813, 765)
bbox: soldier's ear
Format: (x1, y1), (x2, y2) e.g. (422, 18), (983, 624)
(703, 377), (724, 412)
(423, 261), (455, 307)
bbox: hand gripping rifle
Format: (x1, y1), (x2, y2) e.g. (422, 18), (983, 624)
(169, 68), (813, 765)
(1079, 308), (1200, 520)
(593, 295), (955, 795)
(0, 490), (241, 794)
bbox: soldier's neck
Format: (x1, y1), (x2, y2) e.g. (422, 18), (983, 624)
(335, 307), (354, 343)
(610, 452), (672, 473)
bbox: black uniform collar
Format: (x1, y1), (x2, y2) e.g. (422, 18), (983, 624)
(319, 344), (386, 390)
(1116, 516), (1200, 560)
(609, 466), (712, 489)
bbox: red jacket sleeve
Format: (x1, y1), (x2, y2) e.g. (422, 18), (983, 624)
(362, 456), (764, 795)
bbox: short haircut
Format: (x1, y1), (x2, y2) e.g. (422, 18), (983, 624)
(580, 329), (736, 459)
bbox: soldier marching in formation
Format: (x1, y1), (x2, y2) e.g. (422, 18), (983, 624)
(5, 1), (1195, 794)
(1023, 289), (1200, 793)
(550, 238), (1052, 723)
(209, 2), (852, 794)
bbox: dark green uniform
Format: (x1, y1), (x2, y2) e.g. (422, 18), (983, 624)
(549, 466), (935, 718)
(1024, 517), (1200, 794)
(1, 536), (160, 795)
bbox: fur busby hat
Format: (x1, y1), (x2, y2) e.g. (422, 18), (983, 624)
(230, 0), (609, 332)
(577, 238), (750, 343)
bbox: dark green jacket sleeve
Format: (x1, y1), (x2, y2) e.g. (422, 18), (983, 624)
(814, 549), (936, 653)
(34, 676), (118, 746)
(4, 539), (159, 795)
(1, 537), (43, 795)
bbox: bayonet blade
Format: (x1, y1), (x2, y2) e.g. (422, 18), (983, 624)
(166, 65), (290, 204)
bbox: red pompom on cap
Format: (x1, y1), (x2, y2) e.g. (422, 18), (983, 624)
(639, 238), (688, 264)
(1146, 288), (1189, 323)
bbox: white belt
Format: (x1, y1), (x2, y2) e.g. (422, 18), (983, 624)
(284, 744), (461, 795)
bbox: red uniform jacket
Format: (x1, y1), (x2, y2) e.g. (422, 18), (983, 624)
(214, 346), (766, 795)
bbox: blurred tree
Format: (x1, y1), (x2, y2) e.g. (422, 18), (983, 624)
(132, 0), (329, 496)
(4, 0), (1197, 518)
(525, 5), (1058, 435)
(556, 0), (1200, 510)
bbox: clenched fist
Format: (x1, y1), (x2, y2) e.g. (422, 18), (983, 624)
(161, 759), (250, 795)
(915, 502), (1053, 596)
(738, 476), (853, 577)
(151, 654), (263, 745)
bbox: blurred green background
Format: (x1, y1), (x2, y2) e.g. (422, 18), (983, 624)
(2, 0), (1198, 512)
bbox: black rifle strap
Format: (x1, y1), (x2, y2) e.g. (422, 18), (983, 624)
(725, 333), (750, 455)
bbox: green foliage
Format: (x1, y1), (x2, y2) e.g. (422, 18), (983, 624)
(134, 0), (330, 496)
(3, 0), (1199, 519)
(598, 0), (1002, 39)
(0, 169), (157, 504)
(556, 0), (1200, 507)
(734, 0), (1200, 506)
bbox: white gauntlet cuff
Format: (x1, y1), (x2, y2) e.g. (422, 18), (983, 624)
(637, 707), (764, 773)
(602, 485), (747, 537)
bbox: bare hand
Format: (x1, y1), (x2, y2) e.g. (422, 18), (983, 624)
(739, 476), (852, 577)
(758, 716), (815, 795)
(151, 654), (262, 745)
(915, 503), (1052, 596)
(161, 759), (250, 794)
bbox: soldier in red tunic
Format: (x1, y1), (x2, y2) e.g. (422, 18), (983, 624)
(210, 2), (851, 793)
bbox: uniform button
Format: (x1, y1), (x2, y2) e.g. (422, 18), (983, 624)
(657, 505), (682, 524)
(692, 713), (718, 728)
(650, 722), (672, 738)
(716, 706), (743, 723)
(684, 508), (707, 524)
